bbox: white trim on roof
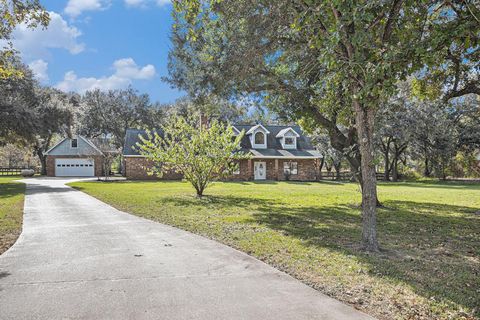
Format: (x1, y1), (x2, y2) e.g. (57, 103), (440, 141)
(79, 135), (104, 156)
(248, 149), (322, 159)
(275, 127), (300, 138)
(44, 136), (103, 156)
(44, 138), (68, 155)
(232, 126), (241, 136)
(251, 155), (322, 159)
(246, 124), (270, 135)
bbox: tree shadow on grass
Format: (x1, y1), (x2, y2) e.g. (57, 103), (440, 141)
(0, 183), (25, 199)
(250, 199), (480, 315)
(162, 191), (479, 315)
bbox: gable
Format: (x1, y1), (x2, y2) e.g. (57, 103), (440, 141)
(234, 124), (314, 150)
(46, 136), (102, 156)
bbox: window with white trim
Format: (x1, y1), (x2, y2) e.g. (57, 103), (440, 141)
(254, 132), (265, 144)
(283, 162), (298, 175)
(283, 136), (296, 149)
(71, 139), (78, 148)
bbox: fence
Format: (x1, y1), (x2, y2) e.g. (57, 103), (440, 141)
(319, 171), (386, 181)
(0, 167), (37, 176)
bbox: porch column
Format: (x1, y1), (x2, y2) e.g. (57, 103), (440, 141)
(274, 159), (279, 181)
(247, 159), (253, 181)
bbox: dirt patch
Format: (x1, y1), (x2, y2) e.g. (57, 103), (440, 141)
(0, 230), (21, 255)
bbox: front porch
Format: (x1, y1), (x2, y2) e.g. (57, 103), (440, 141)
(228, 158), (321, 182)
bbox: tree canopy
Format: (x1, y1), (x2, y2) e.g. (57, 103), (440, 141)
(0, 0), (49, 78)
(137, 115), (248, 197)
(170, 0), (480, 251)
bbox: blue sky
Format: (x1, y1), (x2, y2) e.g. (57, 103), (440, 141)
(13, 0), (184, 104)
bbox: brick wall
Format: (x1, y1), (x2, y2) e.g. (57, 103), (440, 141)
(226, 158), (319, 181)
(123, 157), (319, 181)
(277, 159), (319, 181)
(46, 155), (104, 177)
(123, 157), (183, 180)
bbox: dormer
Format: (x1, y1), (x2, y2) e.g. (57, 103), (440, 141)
(232, 126), (241, 136)
(276, 127), (300, 149)
(246, 124), (270, 149)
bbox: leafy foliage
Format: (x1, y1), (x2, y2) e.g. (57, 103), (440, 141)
(171, 0), (480, 251)
(0, 0), (49, 78)
(137, 115), (249, 196)
(79, 87), (166, 149)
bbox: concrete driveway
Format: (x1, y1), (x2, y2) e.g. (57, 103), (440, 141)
(0, 178), (374, 320)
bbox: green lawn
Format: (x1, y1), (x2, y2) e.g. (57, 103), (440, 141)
(70, 180), (480, 320)
(0, 176), (25, 254)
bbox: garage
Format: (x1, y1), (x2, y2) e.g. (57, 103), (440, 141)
(55, 158), (95, 177)
(45, 136), (104, 177)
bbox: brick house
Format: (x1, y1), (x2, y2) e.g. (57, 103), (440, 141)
(45, 136), (104, 177)
(122, 129), (183, 180)
(122, 124), (322, 181)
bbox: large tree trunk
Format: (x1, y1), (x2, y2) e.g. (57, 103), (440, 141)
(334, 161), (342, 180)
(424, 157), (431, 177)
(37, 150), (47, 176)
(353, 100), (379, 252)
(392, 159), (399, 182)
(382, 137), (392, 181)
(309, 109), (381, 206)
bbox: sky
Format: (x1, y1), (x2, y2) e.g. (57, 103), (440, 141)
(11, 0), (185, 104)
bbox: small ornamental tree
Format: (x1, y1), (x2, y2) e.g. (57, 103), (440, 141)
(137, 116), (248, 197)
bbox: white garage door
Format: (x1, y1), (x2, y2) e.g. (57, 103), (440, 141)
(55, 158), (95, 177)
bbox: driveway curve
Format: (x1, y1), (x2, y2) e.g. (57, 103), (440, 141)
(0, 178), (374, 320)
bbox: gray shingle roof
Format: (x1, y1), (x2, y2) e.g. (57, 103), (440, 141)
(123, 124), (320, 158)
(123, 128), (164, 156)
(233, 124), (314, 150)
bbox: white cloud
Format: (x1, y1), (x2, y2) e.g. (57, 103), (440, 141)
(113, 58), (156, 79)
(28, 59), (49, 82)
(124, 0), (145, 7)
(65, 0), (110, 18)
(156, 0), (171, 6)
(124, 0), (171, 8)
(56, 58), (156, 93)
(10, 12), (85, 59)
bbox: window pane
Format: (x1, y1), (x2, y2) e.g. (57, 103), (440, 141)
(285, 137), (295, 145)
(292, 162), (298, 174)
(283, 162), (290, 174)
(284, 162), (298, 174)
(71, 139), (78, 148)
(254, 132), (264, 144)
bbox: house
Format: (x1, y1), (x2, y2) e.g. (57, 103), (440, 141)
(122, 124), (322, 181)
(45, 136), (104, 177)
(122, 129), (183, 180)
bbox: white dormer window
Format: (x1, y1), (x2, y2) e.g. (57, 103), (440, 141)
(246, 124), (270, 149)
(276, 127), (300, 149)
(284, 136), (296, 149)
(254, 132), (265, 144)
(71, 138), (78, 148)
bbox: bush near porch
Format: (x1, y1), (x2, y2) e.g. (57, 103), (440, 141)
(70, 180), (480, 320)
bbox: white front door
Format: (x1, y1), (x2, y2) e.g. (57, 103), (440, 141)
(254, 161), (266, 180)
(55, 158), (95, 177)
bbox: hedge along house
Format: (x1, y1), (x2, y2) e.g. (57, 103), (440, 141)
(122, 124), (322, 181)
(45, 136), (104, 177)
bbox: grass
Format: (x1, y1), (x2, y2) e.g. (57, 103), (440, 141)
(69, 180), (480, 320)
(0, 176), (25, 255)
